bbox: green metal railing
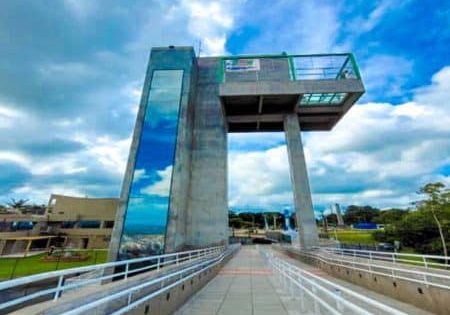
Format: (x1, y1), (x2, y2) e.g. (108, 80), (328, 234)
(217, 52), (361, 83)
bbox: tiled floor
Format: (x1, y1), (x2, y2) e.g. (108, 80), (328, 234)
(174, 245), (431, 315)
(175, 246), (300, 315)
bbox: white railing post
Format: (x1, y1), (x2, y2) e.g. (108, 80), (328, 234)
(298, 274), (305, 312)
(124, 263), (129, 279)
(54, 275), (64, 300)
(311, 280), (320, 314)
(289, 267), (294, 298)
(334, 288), (344, 312)
(127, 292), (132, 306)
(423, 256), (428, 269)
(176, 254), (179, 265)
(157, 257), (161, 270)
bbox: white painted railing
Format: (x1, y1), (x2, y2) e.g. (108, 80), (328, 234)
(0, 245), (224, 312)
(319, 246), (450, 269)
(64, 244), (240, 315)
(262, 249), (408, 315)
(286, 246), (450, 290)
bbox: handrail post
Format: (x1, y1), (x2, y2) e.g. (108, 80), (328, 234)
(157, 257), (161, 270)
(298, 273), (305, 311)
(335, 288), (344, 312)
(54, 275), (64, 300)
(124, 263), (129, 279)
(423, 256), (428, 269)
(422, 257), (429, 285)
(127, 292), (132, 306)
(311, 280), (320, 314)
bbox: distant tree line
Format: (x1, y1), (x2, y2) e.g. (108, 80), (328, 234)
(0, 198), (47, 215)
(228, 211), (295, 230)
(373, 183), (449, 255)
(229, 182), (449, 256)
(322, 183), (449, 255)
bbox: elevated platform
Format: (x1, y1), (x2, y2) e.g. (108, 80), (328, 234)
(217, 53), (365, 132)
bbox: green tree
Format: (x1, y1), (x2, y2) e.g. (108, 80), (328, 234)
(417, 182), (450, 257)
(343, 205), (380, 225)
(7, 198), (29, 213)
(374, 208), (409, 226)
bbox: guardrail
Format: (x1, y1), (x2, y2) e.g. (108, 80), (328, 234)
(262, 249), (407, 315)
(218, 53), (361, 83)
(319, 246), (450, 270)
(0, 245), (224, 312)
(63, 244), (240, 315)
(287, 246), (450, 290)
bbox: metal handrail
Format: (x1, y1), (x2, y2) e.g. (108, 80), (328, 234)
(218, 52), (361, 83)
(262, 249), (407, 315)
(64, 244), (240, 315)
(287, 247), (450, 290)
(0, 245), (224, 311)
(320, 246), (450, 268)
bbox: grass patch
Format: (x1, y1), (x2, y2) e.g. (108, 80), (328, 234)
(0, 249), (108, 280)
(326, 229), (377, 244)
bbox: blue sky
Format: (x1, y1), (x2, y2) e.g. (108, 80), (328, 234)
(0, 0), (449, 215)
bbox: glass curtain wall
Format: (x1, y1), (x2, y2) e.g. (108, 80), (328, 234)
(119, 70), (184, 259)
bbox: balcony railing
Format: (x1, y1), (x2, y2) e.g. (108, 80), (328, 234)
(218, 53), (361, 83)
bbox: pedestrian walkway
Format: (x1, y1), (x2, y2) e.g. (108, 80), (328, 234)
(174, 245), (299, 315)
(175, 245), (432, 315)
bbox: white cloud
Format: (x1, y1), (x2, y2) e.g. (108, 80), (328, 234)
(228, 66), (450, 210)
(348, 0), (394, 33)
(241, 0), (344, 54)
(85, 136), (131, 175)
(361, 55), (413, 99)
(141, 166), (173, 197)
(180, 0), (245, 55)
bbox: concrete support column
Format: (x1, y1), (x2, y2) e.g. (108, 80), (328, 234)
(283, 114), (319, 248)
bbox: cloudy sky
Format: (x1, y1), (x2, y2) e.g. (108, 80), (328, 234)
(0, 0), (449, 214)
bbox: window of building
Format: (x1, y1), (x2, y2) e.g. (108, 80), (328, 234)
(78, 220), (101, 229)
(299, 92), (347, 105)
(61, 221), (77, 229)
(104, 221), (114, 228)
(120, 69), (184, 259)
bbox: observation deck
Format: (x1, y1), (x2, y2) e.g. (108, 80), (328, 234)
(218, 53), (365, 132)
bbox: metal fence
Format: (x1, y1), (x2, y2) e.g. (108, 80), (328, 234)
(63, 244), (240, 315)
(288, 246), (450, 290)
(0, 245), (224, 312)
(319, 247), (450, 270)
(262, 249), (407, 315)
(218, 53), (361, 83)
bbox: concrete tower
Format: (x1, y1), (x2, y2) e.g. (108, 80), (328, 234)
(108, 47), (364, 261)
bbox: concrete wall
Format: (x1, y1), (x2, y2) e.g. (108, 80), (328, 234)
(47, 194), (117, 222)
(185, 57), (228, 248)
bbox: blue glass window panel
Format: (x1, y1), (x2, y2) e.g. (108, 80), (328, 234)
(119, 70), (183, 259)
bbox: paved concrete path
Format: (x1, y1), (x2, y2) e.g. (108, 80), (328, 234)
(175, 245), (432, 315)
(174, 245), (301, 315)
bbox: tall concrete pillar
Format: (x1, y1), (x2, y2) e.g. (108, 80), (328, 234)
(283, 114), (319, 248)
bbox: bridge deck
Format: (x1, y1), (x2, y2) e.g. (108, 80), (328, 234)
(175, 246), (296, 315)
(175, 246), (431, 315)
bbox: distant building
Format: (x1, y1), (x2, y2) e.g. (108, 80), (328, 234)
(334, 203), (345, 228)
(0, 194), (118, 256)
